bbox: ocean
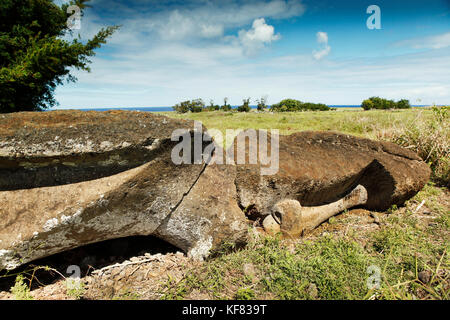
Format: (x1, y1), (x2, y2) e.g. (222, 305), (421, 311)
(77, 105), (367, 112)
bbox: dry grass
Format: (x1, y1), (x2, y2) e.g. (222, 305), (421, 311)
(376, 106), (449, 187)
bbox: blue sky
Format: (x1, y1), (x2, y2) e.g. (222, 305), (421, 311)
(54, 0), (450, 108)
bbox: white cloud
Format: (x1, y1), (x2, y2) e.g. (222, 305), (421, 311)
(316, 31), (328, 44)
(313, 45), (331, 60)
(395, 32), (450, 49)
(238, 18), (281, 55)
(144, 0), (304, 41)
(313, 31), (330, 60)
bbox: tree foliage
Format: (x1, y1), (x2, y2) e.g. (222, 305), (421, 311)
(256, 96), (267, 111)
(361, 97), (411, 110)
(270, 99), (330, 112)
(172, 99), (205, 113)
(0, 0), (119, 113)
(221, 97), (231, 111)
(205, 99), (220, 111)
(237, 97), (251, 112)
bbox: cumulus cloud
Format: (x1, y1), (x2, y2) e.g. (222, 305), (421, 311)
(313, 31), (331, 60)
(238, 18), (281, 55)
(148, 0), (304, 41)
(316, 31), (328, 44)
(395, 31), (450, 49)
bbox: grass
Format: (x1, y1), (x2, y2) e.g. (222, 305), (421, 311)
(164, 107), (433, 138)
(10, 275), (33, 300)
(66, 280), (86, 300)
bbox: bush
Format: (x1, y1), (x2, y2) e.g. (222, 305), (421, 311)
(256, 96), (268, 111)
(270, 99), (330, 112)
(172, 101), (190, 113)
(204, 100), (220, 112)
(237, 98), (251, 112)
(172, 99), (205, 113)
(396, 99), (411, 109)
(10, 275), (33, 300)
(362, 97), (411, 110)
(221, 104), (232, 111)
(221, 97), (232, 111)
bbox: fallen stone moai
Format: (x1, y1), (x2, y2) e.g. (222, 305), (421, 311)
(0, 111), (431, 270)
(230, 130), (431, 238)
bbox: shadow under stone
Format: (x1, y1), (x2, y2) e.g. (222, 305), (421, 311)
(0, 235), (179, 292)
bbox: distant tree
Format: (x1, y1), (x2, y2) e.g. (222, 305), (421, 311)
(396, 99), (411, 109)
(256, 96), (268, 111)
(0, 0), (119, 113)
(270, 99), (330, 112)
(190, 98), (205, 112)
(173, 100), (191, 113)
(221, 97), (232, 111)
(361, 98), (374, 110)
(361, 97), (411, 110)
(270, 99), (300, 112)
(205, 99), (220, 111)
(237, 97), (251, 112)
(172, 99), (205, 113)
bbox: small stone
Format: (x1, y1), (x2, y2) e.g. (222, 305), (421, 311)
(418, 270), (431, 284)
(262, 215), (280, 235)
(130, 257), (141, 263)
(105, 279), (115, 287)
(243, 263), (256, 279)
(135, 271), (145, 282)
(307, 283), (318, 299)
(370, 212), (380, 224)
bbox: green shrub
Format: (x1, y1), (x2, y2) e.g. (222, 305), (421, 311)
(221, 97), (232, 111)
(270, 99), (330, 112)
(205, 100), (220, 111)
(172, 99), (205, 113)
(10, 275), (33, 300)
(256, 97), (268, 111)
(362, 97), (411, 110)
(396, 99), (411, 109)
(237, 98), (251, 112)
(235, 288), (255, 300)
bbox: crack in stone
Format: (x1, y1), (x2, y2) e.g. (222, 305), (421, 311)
(157, 161), (210, 230)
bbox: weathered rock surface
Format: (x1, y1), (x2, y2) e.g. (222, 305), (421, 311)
(0, 111), (247, 270)
(231, 130), (431, 236)
(0, 110), (191, 190)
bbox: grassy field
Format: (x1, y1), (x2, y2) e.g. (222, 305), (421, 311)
(164, 107), (432, 138)
(159, 107), (449, 300)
